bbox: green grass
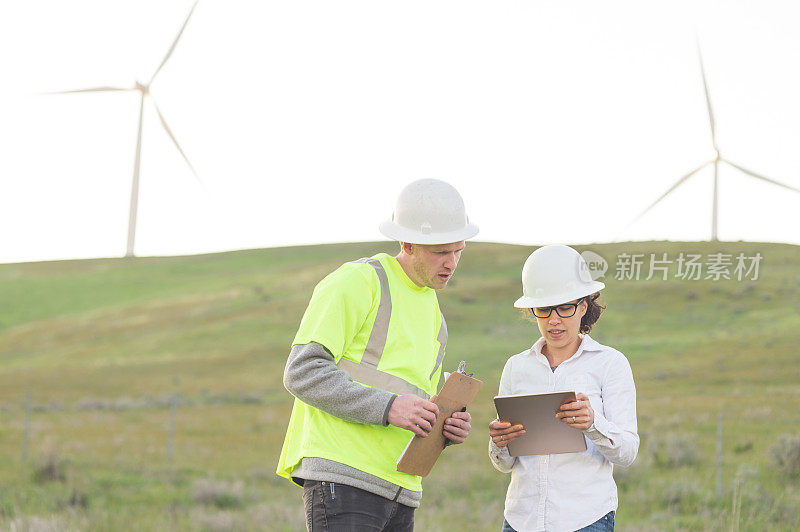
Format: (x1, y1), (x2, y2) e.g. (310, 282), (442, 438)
(1, 241), (799, 530)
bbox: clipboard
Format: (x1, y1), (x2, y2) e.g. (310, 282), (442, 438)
(396, 362), (482, 477)
(493, 391), (587, 457)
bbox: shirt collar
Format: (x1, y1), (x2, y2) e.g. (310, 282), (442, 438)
(529, 334), (603, 364)
(578, 334), (603, 353)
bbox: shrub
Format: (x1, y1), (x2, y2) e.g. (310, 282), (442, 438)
(67, 488), (89, 509)
(650, 432), (699, 468)
(733, 441), (753, 454)
(192, 479), (244, 509)
(769, 434), (800, 479)
(660, 479), (704, 508)
(33, 450), (65, 483)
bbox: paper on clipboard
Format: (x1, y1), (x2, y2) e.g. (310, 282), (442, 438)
(396, 362), (482, 477)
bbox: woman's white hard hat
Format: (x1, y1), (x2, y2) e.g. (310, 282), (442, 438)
(379, 179), (479, 245)
(514, 245), (605, 308)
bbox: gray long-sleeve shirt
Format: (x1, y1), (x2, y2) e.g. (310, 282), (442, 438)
(283, 342), (396, 425)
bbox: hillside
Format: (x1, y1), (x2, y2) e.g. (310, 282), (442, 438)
(1, 241), (798, 530)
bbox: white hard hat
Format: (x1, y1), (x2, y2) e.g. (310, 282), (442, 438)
(379, 179), (479, 245)
(514, 245), (605, 308)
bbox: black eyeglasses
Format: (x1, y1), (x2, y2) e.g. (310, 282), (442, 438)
(532, 299), (584, 319)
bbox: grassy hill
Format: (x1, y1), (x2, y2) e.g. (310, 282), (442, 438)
(1, 241), (799, 530)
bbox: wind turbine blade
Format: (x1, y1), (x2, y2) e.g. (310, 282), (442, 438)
(724, 159), (800, 194)
(696, 39), (717, 150)
(150, 0), (199, 83)
(626, 161), (712, 228)
(151, 100), (201, 183)
(42, 87), (130, 94)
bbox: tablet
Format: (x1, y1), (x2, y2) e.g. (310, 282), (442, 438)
(493, 391), (588, 457)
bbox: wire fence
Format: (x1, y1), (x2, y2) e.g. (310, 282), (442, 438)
(6, 389), (271, 466)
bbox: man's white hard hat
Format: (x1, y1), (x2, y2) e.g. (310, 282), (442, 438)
(514, 245), (605, 308)
(379, 179), (479, 245)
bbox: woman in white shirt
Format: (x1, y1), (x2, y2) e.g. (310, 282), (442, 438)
(488, 245), (639, 532)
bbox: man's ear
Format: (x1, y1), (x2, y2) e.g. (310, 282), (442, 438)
(400, 242), (414, 255)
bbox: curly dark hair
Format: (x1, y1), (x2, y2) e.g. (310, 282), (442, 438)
(521, 292), (606, 334)
(579, 293), (605, 333)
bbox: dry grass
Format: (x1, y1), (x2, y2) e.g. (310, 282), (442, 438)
(1, 241), (799, 530)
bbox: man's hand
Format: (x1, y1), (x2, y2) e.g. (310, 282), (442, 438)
(443, 410), (471, 444)
(387, 395), (439, 437)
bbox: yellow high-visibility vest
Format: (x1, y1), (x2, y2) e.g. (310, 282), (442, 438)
(276, 253), (446, 491)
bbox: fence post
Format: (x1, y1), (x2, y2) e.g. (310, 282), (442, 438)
(23, 390), (31, 462)
(167, 393), (177, 466)
(716, 412), (723, 498)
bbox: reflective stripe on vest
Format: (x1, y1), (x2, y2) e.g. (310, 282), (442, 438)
(430, 316), (447, 379)
(335, 258), (447, 400)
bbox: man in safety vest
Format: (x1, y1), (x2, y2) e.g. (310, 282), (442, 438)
(277, 178), (479, 531)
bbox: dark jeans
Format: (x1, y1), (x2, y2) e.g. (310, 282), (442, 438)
(303, 480), (415, 531)
(502, 511), (614, 532)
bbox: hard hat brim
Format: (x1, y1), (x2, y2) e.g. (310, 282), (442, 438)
(513, 281), (605, 309)
(379, 220), (479, 245)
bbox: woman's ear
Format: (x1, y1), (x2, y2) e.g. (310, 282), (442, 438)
(579, 298), (589, 318)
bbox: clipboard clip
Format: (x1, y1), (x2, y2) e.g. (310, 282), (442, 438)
(456, 360), (474, 377)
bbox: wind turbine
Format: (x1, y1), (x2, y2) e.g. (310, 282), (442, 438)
(629, 41), (800, 241)
(47, 1), (201, 257)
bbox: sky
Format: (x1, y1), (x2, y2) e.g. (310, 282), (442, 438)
(1, 1), (799, 264)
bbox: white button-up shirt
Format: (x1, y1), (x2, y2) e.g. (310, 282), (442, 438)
(489, 335), (639, 532)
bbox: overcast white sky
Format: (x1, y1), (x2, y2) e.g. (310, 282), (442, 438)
(1, 1), (799, 264)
